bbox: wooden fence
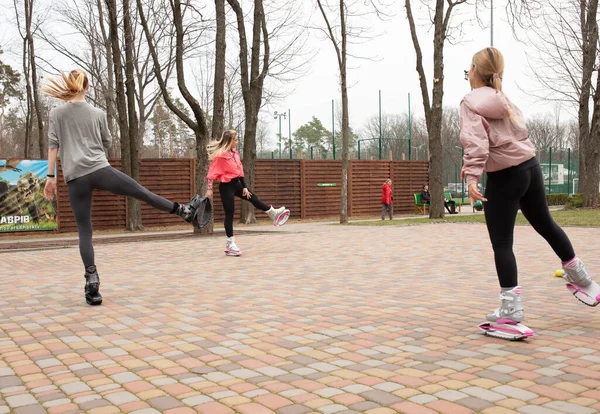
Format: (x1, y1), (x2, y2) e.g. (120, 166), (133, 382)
(7, 159), (429, 234)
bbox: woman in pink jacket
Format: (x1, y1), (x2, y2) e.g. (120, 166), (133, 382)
(460, 47), (599, 339)
(205, 130), (290, 256)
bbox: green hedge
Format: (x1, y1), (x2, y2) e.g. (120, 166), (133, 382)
(565, 193), (584, 209)
(547, 193), (570, 206)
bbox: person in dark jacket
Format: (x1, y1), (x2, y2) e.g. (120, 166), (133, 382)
(421, 184), (457, 214)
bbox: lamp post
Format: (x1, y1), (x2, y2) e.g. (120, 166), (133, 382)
(453, 145), (465, 204)
(490, 0), (494, 46)
(379, 90), (382, 160)
(274, 111), (286, 159)
(331, 100), (336, 160)
(413, 143), (426, 161)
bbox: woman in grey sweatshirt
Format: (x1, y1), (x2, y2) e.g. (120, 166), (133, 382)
(42, 70), (200, 306)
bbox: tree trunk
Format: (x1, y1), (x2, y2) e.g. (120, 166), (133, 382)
(428, 0), (446, 219)
(122, 0), (142, 230)
(405, 0), (463, 219)
(583, 53), (600, 207)
(339, 0), (349, 224)
(240, 101), (258, 224)
(24, 0), (45, 159)
(212, 0), (226, 141)
(22, 35), (33, 158)
(137, 0), (211, 233)
(226, 0), (269, 224)
(0, 101), (4, 157)
(578, 0), (599, 201)
(106, 0), (133, 222)
(195, 128), (213, 233)
(97, 0), (118, 158)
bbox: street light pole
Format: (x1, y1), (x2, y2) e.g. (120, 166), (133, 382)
(378, 90), (382, 160)
(274, 111), (286, 159)
(408, 93), (411, 160)
(331, 100), (336, 160)
(490, 0), (494, 46)
(288, 109), (292, 159)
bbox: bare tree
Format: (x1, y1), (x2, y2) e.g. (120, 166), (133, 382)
(39, 0), (119, 156)
(225, 0), (269, 224)
(211, 0), (226, 141)
(13, 0), (46, 157)
(0, 51), (22, 158)
(316, 0), (350, 223)
(40, 0), (175, 158)
(137, 0), (212, 233)
(123, 0), (142, 228)
(520, 0), (599, 206)
(405, 0), (468, 218)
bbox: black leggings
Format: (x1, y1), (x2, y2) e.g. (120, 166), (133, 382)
(484, 158), (575, 288)
(219, 178), (269, 237)
(68, 166), (174, 267)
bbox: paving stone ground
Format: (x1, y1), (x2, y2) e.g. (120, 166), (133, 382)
(1, 221), (600, 414)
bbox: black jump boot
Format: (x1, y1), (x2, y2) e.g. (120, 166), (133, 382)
(85, 265), (103, 306)
(173, 195), (202, 223)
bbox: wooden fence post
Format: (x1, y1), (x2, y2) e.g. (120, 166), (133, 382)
(348, 160), (353, 217)
(300, 160), (306, 219)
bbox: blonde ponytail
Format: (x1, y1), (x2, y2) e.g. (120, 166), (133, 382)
(490, 73), (503, 92)
(208, 130), (238, 159)
(42, 70), (89, 101)
(472, 47), (524, 127)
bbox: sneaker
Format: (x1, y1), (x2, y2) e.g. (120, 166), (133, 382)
(225, 236), (242, 256)
(267, 206), (290, 226)
(563, 258), (600, 306)
(486, 286), (524, 324)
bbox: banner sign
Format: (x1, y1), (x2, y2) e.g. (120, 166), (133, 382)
(0, 160), (58, 233)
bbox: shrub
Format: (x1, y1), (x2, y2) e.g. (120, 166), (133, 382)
(565, 193), (584, 209)
(546, 193), (569, 206)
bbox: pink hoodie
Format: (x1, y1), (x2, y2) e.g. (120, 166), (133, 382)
(206, 148), (244, 183)
(459, 86), (536, 185)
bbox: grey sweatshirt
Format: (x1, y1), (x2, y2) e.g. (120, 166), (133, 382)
(48, 102), (111, 183)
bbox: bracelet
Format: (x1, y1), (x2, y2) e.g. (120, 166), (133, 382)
(47, 174), (55, 178)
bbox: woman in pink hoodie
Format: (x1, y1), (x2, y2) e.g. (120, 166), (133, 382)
(205, 130), (290, 256)
(460, 47), (600, 331)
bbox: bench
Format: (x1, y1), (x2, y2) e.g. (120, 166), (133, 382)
(444, 192), (462, 213)
(414, 193), (429, 215)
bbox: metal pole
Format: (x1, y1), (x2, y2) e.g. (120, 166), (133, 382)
(455, 164), (458, 196)
(461, 147), (465, 204)
(288, 109), (292, 159)
(332, 99), (336, 160)
(311, 146), (313, 160)
(379, 90), (382, 160)
(567, 148), (571, 196)
(408, 93), (412, 160)
(549, 147), (552, 194)
(490, 0), (494, 46)
(358, 140), (361, 160)
(278, 116), (282, 159)
(271, 151), (274, 159)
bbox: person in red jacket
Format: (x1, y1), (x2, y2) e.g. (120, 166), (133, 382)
(381, 179), (393, 220)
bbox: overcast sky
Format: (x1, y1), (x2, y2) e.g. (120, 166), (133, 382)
(0, 1), (564, 146)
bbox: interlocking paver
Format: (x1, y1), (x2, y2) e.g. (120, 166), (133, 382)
(2, 222), (600, 413)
